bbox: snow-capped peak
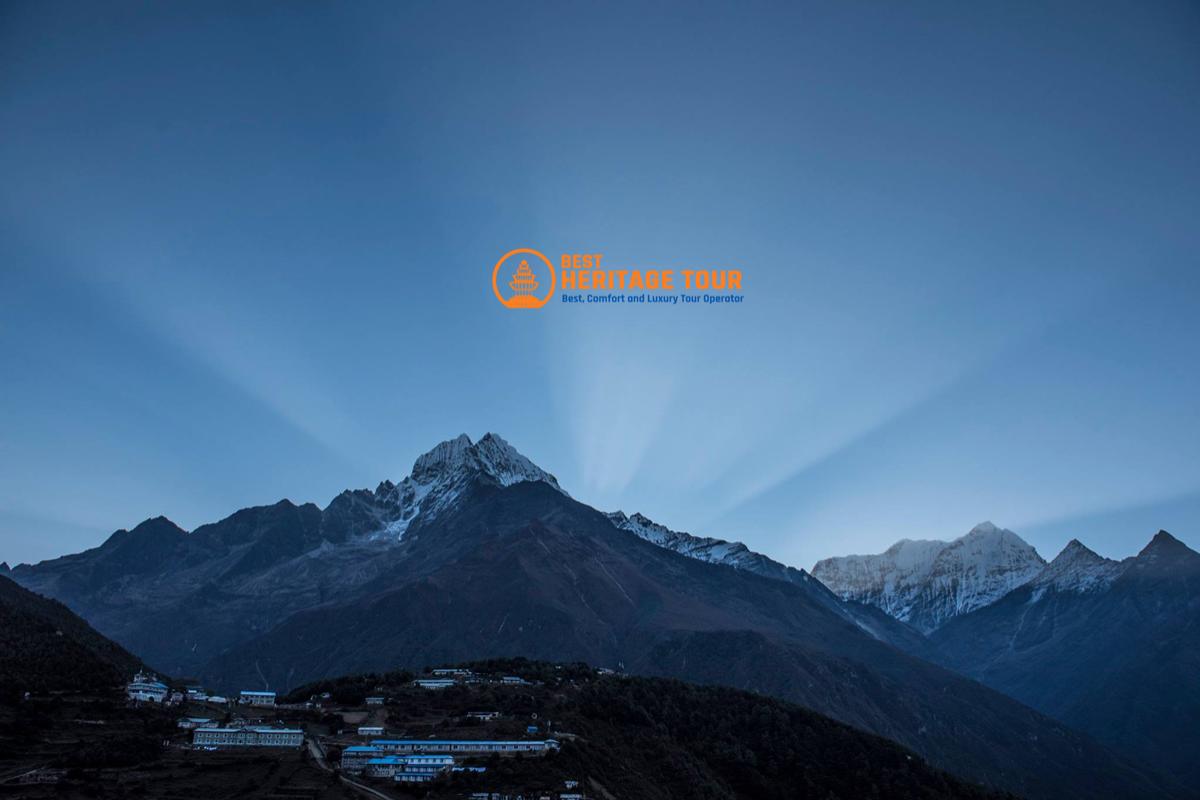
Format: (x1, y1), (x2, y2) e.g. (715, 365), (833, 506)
(411, 433), (564, 493)
(471, 432), (566, 492)
(328, 433), (565, 544)
(411, 433), (475, 482)
(812, 521), (1046, 633)
(1031, 539), (1124, 594)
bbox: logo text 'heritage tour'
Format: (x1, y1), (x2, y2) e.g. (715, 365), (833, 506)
(492, 250), (745, 309)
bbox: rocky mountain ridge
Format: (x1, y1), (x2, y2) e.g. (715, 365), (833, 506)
(811, 521), (1048, 633)
(930, 530), (1200, 790)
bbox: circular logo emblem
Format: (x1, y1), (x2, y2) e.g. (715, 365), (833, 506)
(492, 249), (555, 309)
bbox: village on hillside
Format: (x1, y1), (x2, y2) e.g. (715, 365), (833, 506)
(125, 663), (586, 800)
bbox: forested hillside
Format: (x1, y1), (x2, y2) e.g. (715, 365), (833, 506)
(0, 575), (146, 702)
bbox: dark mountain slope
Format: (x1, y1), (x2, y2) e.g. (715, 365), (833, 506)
(605, 509), (937, 659)
(18, 516), (189, 601)
(7, 435), (558, 677)
(519, 673), (1009, 800)
(204, 479), (1174, 800)
(10, 501), (405, 676)
(0, 575), (147, 700)
(292, 660), (1010, 800)
(932, 532), (1200, 791)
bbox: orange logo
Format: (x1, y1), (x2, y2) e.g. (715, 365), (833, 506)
(492, 249), (555, 309)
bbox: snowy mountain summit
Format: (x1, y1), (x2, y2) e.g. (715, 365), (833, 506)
(811, 521), (1046, 633)
(329, 433), (566, 542)
(1029, 539), (1124, 596)
(411, 433), (565, 491)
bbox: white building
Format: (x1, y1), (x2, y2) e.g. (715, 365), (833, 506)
(363, 754), (455, 780)
(466, 711), (500, 720)
(358, 726), (385, 736)
(414, 679), (455, 690)
(362, 756), (406, 777)
(341, 745), (383, 772)
(193, 727), (302, 748)
(239, 690), (277, 706)
(365, 696), (385, 705)
(126, 672), (169, 703)
(177, 717), (213, 730)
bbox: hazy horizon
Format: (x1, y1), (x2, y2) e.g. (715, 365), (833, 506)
(3, 1), (1199, 568)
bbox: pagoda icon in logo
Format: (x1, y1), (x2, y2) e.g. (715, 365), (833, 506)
(492, 248), (555, 309)
(509, 260), (539, 299)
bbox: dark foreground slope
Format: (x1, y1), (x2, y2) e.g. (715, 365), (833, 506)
(933, 532), (1200, 792)
(543, 679), (999, 800)
(293, 660), (1010, 800)
(208, 480), (1174, 800)
(0, 694), (349, 800)
(0, 588), (350, 798)
(0, 574), (146, 701)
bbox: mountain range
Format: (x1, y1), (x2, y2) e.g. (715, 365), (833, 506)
(5, 433), (1193, 798)
(810, 520), (1200, 794)
(930, 531), (1200, 790)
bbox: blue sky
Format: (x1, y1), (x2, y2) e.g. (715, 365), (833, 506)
(2, 1), (1198, 569)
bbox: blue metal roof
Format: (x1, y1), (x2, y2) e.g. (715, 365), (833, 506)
(370, 739), (554, 746)
(195, 727), (301, 734)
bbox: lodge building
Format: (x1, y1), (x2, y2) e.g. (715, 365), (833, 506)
(193, 727), (302, 748)
(126, 672), (169, 703)
(239, 690), (277, 706)
(364, 754), (456, 781)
